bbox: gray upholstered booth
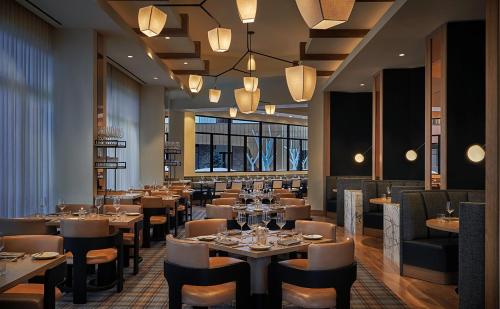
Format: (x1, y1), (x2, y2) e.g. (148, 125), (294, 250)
(335, 177), (371, 226)
(325, 176), (338, 213)
(459, 202), (485, 309)
(399, 190), (484, 284)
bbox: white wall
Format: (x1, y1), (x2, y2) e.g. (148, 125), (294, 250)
(53, 29), (95, 203)
(140, 85), (165, 185)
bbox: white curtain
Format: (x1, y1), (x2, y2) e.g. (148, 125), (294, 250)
(106, 64), (140, 190)
(0, 0), (54, 217)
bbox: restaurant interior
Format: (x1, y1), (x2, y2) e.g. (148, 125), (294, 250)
(0, 0), (497, 308)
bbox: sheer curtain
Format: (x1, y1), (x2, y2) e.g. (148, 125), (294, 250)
(0, 0), (54, 217)
(106, 64), (140, 190)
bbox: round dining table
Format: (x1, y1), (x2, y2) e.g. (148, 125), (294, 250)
(426, 218), (459, 233)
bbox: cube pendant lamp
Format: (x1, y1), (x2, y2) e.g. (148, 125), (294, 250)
(243, 76), (259, 92)
(285, 65), (317, 102)
(208, 27), (232, 52)
(265, 104), (276, 115)
(209, 89), (221, 103)
(236, 0), (257, 23)
(234, 88), (260, 114)
(138, 6), (167, 37)
(229, 107), (238, 118)
(189, 74), (203, 93)
(295, 0), (355, 29)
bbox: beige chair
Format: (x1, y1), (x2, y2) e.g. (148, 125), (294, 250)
(280, 198), (306, 206)
(0, 218), (56, 236)
(214, 182), (228, 196)
(285, 205), (311, 221)
(253, 180), (264, 191)
(225, 188), (241, 193)
(141, 196), (168, 247)
(0, 235), (65, 309)
(206, 205), (235, 220)
(142, 196), (167, 226)
(164, 235), (250, 308)
(270, 239), (356, 309)
(185, 219), (227, 238)
(295, 220), (336, 242)
(212, 198), (237, 206)
(220, 192), (239, 199)
(277, 192), (296, 198)
(291, 179), (301, 189)
(273, 188), (288, 194)
(230, 182), (243, 190)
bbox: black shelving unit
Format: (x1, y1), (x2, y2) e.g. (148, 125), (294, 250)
(95, 139), (126, 191)
(164, 142), (182, 184)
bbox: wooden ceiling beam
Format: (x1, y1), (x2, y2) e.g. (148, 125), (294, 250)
(157, 41), (201, 59)
(172, 60), (210, 75)
(299, 42), (348, 61)
(134, 13), (189, 37)
(309, 28), (370, 38)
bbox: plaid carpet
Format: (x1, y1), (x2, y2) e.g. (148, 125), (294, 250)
(57, 208), (407, 308)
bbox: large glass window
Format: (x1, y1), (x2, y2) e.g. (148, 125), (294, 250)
(195, 116), (307, 172)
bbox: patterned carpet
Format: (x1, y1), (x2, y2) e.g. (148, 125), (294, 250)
(57, 208), (407, 308)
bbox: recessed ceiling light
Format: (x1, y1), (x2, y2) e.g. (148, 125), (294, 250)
(147, 52), (153, 59)
(165, 36), (171, 40)
(153, 77), (158, 80)
(399, 53), (406, 57)
(360, 83), (365, 87)
(127, 55), (133, 58)
(170, 73), (174, 80)
(183, 61), (188, 65)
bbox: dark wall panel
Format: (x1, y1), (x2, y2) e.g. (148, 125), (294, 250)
(330, 92), (372, 176)
(382, 68), (425, 180)
(446, 21), (485, 189)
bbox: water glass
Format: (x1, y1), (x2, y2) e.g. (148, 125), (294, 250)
(446, 201), (454, 217)
(262, 210), (271, 228)
(113, 197), (121, 217)
(437, 213), (446, 222)
(237, 211), (246, 238)
(276, 212), (286, 240)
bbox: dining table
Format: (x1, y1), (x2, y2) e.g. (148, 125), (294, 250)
(369, 197), (393, 205)
(426, 218), (459, 233)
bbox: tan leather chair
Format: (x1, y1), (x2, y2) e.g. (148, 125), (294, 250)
(225, 188), (241, 193)
(164, 235), (250, 308)
(212, 198), (237, 206)
(295, 220), (336, 242)
(269, 239), (356, 309)
(285, 205), (311, 221)
(0, 218), (56, 236)
(0, 235), (65, 309)
(280, 198), (305, 206)
(206, 205), (235, 220)
(142, 196), (167, 225)
(185, 219), (227, 238)
(273, 188), (288, 193)
(277, 192), (296, 198)
(141, 196), (168, 247)
(230, 182), (243, 190)
(220, 192), (239, 199)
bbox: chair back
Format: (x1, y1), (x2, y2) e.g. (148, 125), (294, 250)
(214, 182), (228, 193)
(4, 235), (63, 254)
(291, 179), (301, 189)
(225, 188), (241, 193)
(103, 204), (142, 214)
(60, 218), (110, 238)
(151, 191), (167, 197)
(141, 196), (163, 208)
(308, 238), (354, 270)
(272, 180), (283, 189)
(273, 188), (288, 194)
(206, 205), (234, 220)
(212, 197), (237, 205)
(295, 220), (336, 241)
(0, 218), (54, 236)
(231, 182), (243, 190)
(277, 192), (295, 198)
(280, 198), (305, 206)
(166, 235), (209, 269)
(185, 219), (227, 238)
(253, 180), (264, 190)
(285, 205), (311, 221)
(221, 192), (239, 198)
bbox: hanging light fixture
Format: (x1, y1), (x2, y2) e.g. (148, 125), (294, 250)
(247, 54), (256, 71)
(285, 65), (317, 102)
(354, 153), (365, 163)
(209, 89), (221, 103)
(138, 5), (167, 37)
(229, 107), (238, 118)
(188, 74), (203, 93)
(236, 0), (257, 23)
(207, 27), (232, 52)
(405, 150), (418, 162)
(243, 76), (258, 92)
(265, 104), (276, 115)
(234, 88), (260, 114)
(466, 144), (485, 163)
(295, 0), (355, 30)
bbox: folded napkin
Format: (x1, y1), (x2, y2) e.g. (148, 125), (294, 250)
(277, 238), (301, 246)
(215, 238), (239, 246)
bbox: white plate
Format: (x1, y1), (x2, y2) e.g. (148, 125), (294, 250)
(32, 252), (59, 260)
(126, 212), (141, 216)
(249, 244), (272, 251)
(197, 235), (217, 241)
(303, 234), (323, 240)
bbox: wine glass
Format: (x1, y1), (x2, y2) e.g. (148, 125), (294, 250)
(262, 210), (271, 228)
(248, 214), (259, 243)
(237, 211), (246, 239)
(446, 201), (454, 217)
(386, 185), (391, 198)
(276, 211), (286, 240)
(95, 196), (103, 216)
(57, 199), (66, 217)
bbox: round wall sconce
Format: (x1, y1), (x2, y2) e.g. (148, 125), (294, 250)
(466, 144), (485, 163)
(405, 150), (418, 162)
(354, 153), (365, 164)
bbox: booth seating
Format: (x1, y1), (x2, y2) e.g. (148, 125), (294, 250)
(459, 202), (485, 309)
(361, 180), (424, 236)
(325, 176), (338, 213)
(0, 217), (57, 236)
(335, 177), (371, 226)
(399, 190), (484, 284)
(268, 239), (356, 309)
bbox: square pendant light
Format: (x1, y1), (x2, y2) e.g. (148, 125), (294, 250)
(236, 0), (257, 23)
(229, 107), (238, 118)
(295, 0), (355, 29)
(265, 104), (276, 115)
(234, 88), (260, 114)
(209, 89), (221, 103)
(285, 65), (317, 102)
(243, 76), (258, 92)
(138, 6), (167, 37)
(189, 74), (203, 93)
(208, 28), (232, 52)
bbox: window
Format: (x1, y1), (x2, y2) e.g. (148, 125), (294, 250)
(195, 116), (308, 172)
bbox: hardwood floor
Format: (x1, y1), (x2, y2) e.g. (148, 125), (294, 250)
(313, 214), (459, 309)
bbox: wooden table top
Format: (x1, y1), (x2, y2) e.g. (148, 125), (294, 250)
(43, 214), (143, 228)
(369, 197), (393, 205)
(426, 218), (459, 233)
(188, 232), (333, 259)
(0, 255), (66, 293)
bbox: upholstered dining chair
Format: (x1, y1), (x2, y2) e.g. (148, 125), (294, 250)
(0, 218), (56, 236)
(293, 220), (337, 257)
(141, 196), (169, 247)
(220, 192), (239, 199)
(184, 219), (227, 238)
(280, 198), (306, 206)
(277, 192), (297, 198)
(252, 180), (264, 191)
(272, 180), (284, 190)
(164, 235), (250, 309)
(268, 239), (357, 309)
(230, 182), (243, 190)
(284, 205), (311, 229)
(225, 188), (241, 193)
(60, 218), (123, 304)
(206, 205), (234, 220)
(212, 197), (238, 205)
(0, 235), (66, 309)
